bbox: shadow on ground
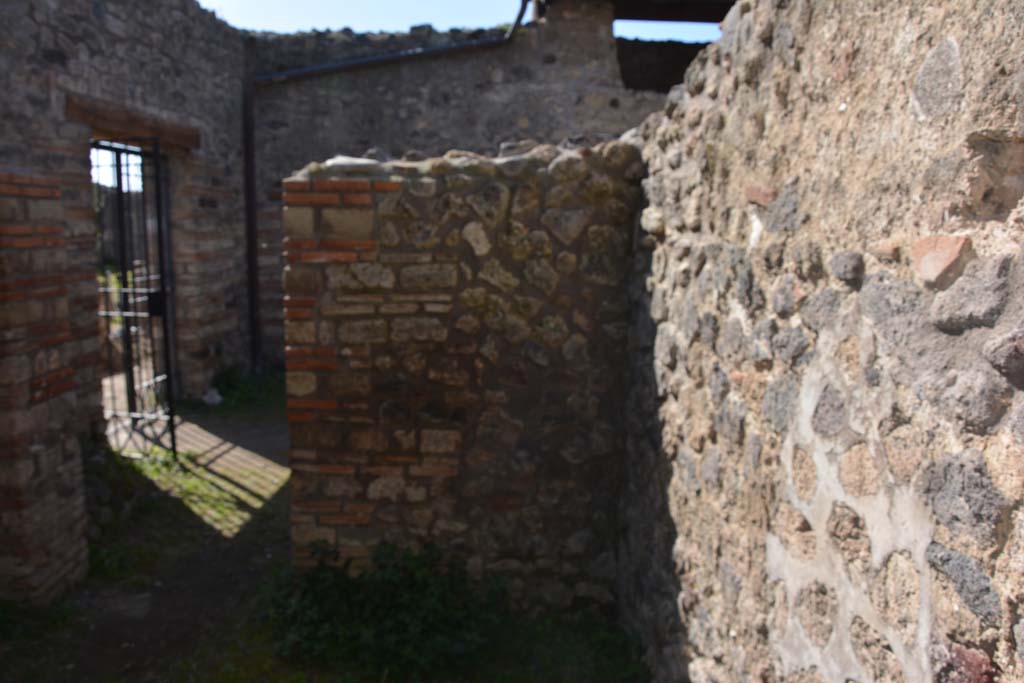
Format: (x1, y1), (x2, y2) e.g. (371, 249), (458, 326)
(0, 402), (291, 683)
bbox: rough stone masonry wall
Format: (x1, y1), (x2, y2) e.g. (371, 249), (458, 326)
(619, 1), (1024, 682)
(281, 142), (643, 606)
(251, 0), (664, 362)
(0, 0), (245, 603)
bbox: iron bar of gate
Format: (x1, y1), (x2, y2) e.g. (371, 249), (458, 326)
(112, 149), (138, 419)
(153, 139), (178, 459)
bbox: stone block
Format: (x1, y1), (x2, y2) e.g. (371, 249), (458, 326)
(983, 324), (1024, 387)
(286, 371), (317, 397)
(870, 551), (920, 646)
(811, 384), (847, 437)
(930, 257), (1010, 333)
(284, 320), (316, 344)
(849, 616), (905, 683)
(283, 266), (322, 295)
(826, 503), (870, 574)
(920, 450), (1006, 542)
(391, 317), (447, 342)
(913, 38), (963, 118)
(322, 207), (374, 240)
(838, 443), (882, 497)
(337, 319), (388, 344)
(282, 206), (314, 237)
(794, 581), (837, 646)
(461, 221), (491, 256)
(828, 250), (864, 287)
(791, 448), (816, 502)
(926, 542), (1000, 626)
(421, 429), (461, 454)
(400, 263), (458, 290)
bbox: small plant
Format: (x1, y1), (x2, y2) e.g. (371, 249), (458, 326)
(268, 544), (503, 680)
(212, 366), (285, 411)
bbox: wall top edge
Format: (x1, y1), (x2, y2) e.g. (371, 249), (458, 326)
(285, 138), (645, 184)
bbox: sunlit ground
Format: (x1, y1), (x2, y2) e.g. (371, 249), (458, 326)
(122, 418), (291, 539)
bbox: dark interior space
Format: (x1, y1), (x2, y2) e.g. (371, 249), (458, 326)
(617, 39), (706, 93)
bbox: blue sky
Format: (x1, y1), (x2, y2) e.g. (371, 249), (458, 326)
(196, 0), (721, 42)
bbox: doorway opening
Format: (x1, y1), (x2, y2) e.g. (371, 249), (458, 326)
(91, 140), (178, 457)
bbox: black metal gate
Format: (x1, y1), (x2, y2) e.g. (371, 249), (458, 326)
(92, 140), (177, 457)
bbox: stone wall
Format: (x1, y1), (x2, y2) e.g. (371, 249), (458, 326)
(0, 0), (684, 606)
(281, 141), (643, 606)
(620, 1), (1024, 681)
(0, 0), (246, 603)
(250, 0), (665, 362)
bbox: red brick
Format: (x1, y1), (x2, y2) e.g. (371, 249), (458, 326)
(29, 367), (73, 390)
(285, 345), (335, 357)
(283, 296), (317, 308)
(291, 463), (358, 475)
(288, 398), (338, 410)
(300, 251), (358, 263)
(0, 225), (36, 236)
(38, 332), (73, 349)
(319, 513), (372, 526)
(0, 172), (59, 187)
(0, 237), (46, 249)
(293, 500), (342, 512)
(282, 178), (310, 191)
(341, 192), (373, 207)
(744, 183), (777, 207)
(911, 234), (974, 289)
(283, 191), (341, 206)
(287, 358), (340, 371)
(409, 465), (459, 478)
(282, 237), (318, 249)
(320, 239), (378, 252)
(361, 465), (404, 477)
(372, 180), (403, 193)
(381, 454), (420, 465)
(287, 411), (316, 423)
(314, 178), (371, 192)
(0, 184), (60, 199)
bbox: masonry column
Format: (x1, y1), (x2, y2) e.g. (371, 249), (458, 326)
(0, 171), (92, 604)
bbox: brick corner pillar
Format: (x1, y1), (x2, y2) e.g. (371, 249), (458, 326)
(0, 171), (93, 604)
(281, 166), (405, 571)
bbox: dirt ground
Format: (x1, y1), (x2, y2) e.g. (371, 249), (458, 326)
(0, 402), (292, 683)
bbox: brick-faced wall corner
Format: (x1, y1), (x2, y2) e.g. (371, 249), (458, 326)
(282, 143), (644, 607)
(0, 172), (93, 604)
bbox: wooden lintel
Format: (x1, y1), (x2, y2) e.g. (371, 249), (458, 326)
(64, 93), (201, 151)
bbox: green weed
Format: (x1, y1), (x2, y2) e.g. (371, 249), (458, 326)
(269, 543), (503, 681)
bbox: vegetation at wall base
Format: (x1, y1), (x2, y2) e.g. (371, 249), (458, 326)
(268, 543), (502, 680)
(211, 365), (286, 413)
(266, 543), (651, 682)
